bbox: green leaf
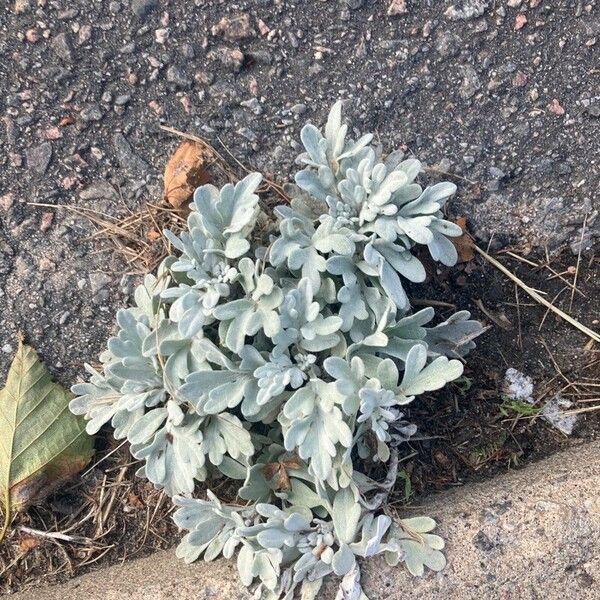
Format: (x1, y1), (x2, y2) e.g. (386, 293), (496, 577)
(398, 537), (446, 576)
(0, 339), (94, 541)
(386, 518), (446, 576)
(398, 345), (464, 402)
(332, 487), (361, 544)
(300, 578), (323, 600)
(332, 543), (356, 576)
(282, 379), (352, 480)
(201, 413), (254, 466)
(286, 478), (325, 510)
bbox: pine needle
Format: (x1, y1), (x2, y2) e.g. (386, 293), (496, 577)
(475, 246), (600, 344)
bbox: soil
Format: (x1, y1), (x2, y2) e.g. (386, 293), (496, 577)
(0, 0), (599, 595)
(403, 247), (600, 499)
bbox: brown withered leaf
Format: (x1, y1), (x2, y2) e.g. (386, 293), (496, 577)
(126, 491), (144, 509)
(262, 456), (301, 491)
(452, 217), (475, 263)
(164, 141), (210, 208)
(18, 534), (42, 554)
(147, 228), (161, 242)
(262, 463), (288, 490)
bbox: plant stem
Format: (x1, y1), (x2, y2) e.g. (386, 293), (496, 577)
(0, 490), (10, 544)
(359, 446), (400, 511)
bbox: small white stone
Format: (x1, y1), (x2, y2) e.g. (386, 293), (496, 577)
(504, 368), (534, 402)
(541, 395), (577, 435)
(155, 27), (169, 44)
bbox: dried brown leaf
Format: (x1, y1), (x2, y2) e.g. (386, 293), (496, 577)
(18, 534), (42, 554)
(163, 141), (210, 208)
(262, 455), (301, 491)
(452, 217), (475, 263)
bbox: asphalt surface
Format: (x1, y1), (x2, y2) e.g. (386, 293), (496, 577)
(0, 0), (598, 380)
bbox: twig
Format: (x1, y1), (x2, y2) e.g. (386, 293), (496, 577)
(145, 203), (170, 255)
(515, 286), (523, 351)
(539, 338), (579, 394)
(501, 250), (585, 297)
(80, 441), (128, 479)
(501, 250), (538, 268)
(475, 246), (600, 343)
(474, 299), (512, 330)
(77, 545), (115, 568)
(538, 286), (569, 332)
(411, 298), (456, 309)
(424, 166), (477, 186)
(556, 404), (600, 416)
(28, 203), (147, 244)
(216, 135), (291, 203)
(359, 447), (399, 511)
(569, 214), (587, 312)
(17, 526), (93, 545)
(96, 466), (128, 537)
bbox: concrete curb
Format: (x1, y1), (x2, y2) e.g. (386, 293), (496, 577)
(14, 441), (600, 600)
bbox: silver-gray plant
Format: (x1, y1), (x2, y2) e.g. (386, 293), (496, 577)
(71, 102), (482, 599)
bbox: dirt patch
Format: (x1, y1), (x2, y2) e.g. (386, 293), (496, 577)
(403, 245), (600, 500)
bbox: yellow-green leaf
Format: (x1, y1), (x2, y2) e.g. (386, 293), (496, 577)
(0, 339), (94, 541)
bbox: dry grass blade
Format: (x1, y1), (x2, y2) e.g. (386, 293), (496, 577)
(538, 286), (569, 332)
(501, 249), (586, 298)
(559, 404), (600, 416)
(28, 201), (186, 275)
(17, 526), (93, 545)
(475, 246), (600, 344)
(569, 214), (587, 312)
(215, 135), (291, 203)
(29, 203), (142, 242)
(411, 298), (456, 309)
(423, 165), (477, 186)
(474, 299), (512, 331)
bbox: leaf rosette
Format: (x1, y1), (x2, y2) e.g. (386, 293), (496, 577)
(71, 102), (483, 599)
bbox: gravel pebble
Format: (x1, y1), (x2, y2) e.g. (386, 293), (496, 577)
(50, 32), (72, 61)
(459, 65), (481, 99)
(26, 142), (52, 175)
(131, 0), (158, 17)
(113, 133), (149, 174)
(80, 103), (104, 122)
(445, 0), (489, 20)
(89, 272), (112, 294)
(166, 65), (192, 89)
(208, 46), (245, 72)
(211, 14), (254, 40)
